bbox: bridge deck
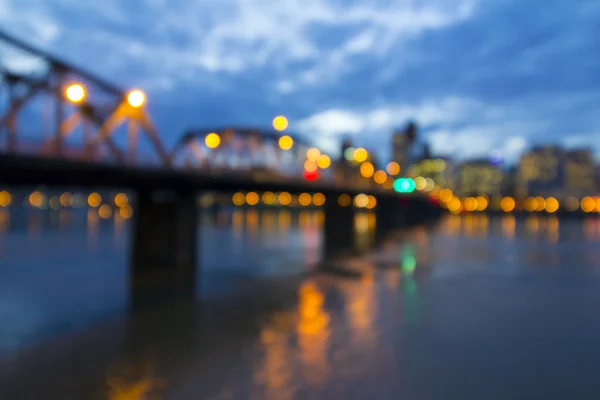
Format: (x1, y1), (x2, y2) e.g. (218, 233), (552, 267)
(0, 154), (414, 198)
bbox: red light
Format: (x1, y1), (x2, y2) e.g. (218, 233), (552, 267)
(303, 169), (319, 181)
(429, 197), (440, 206)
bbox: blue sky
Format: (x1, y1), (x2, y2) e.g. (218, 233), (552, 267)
(1, 0), (599, 164)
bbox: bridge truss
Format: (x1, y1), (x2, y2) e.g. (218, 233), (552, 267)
(0, 30), (344, 184)
(0, 30), (170, 166)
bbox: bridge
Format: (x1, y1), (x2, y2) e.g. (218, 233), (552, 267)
(0, 30), (441, 306)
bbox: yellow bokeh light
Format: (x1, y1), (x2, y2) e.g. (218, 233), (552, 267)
(246, 192), (259, 206)
(476, 196), (488, 211)
(278, 192), (292, 206)
(317, 154), (331, 169)
(545, 197), (559, 213)
(447, 196), (462, 214)
(127, 89), (145, 108)
(232, 192), (245, 206)
(98, 204), (112, 219)
(338, 194), (351, 207)
(304, 160), (318, 172)
(353, 148), (368, 163)
(0, 191), (11, 207)
(366, 195), (377, 209)
(463, 197), (478, 212)
(524, 197), (537, 212)
(65, 83), (86, 103)
(272, 115), (289, 131)
(414, 176), (427, 191)
(581, 196), (595, 213)
(119, 204), (133, 219)
(306, 148), (321, 162)
(278, 135), (293, 150)
(534, 196), (546, 212)
(500, 197), (516, 212)
(312, 193), (326, 206)
(29, 191), (44, 208)
(359, 162), (374, 178)
(59, 192), (72, 207)
(354, 194), (369, 208)
(386, 161), (400, 176)
(88, 193), (102, 208)
(262, 191), (276, 205)
(373, 170), (387, 184)
(439, 188), (453, 203)
(114, 193), (128, 208)
(205, 133), (221, 149)
(298, 193), (312, 206)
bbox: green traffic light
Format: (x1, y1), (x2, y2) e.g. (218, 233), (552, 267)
(393, 178), (416, 193)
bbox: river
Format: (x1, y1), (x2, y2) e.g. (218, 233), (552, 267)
(2, 208), (600, 399)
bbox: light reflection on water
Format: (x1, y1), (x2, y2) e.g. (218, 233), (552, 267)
(3, 212), (600, 398)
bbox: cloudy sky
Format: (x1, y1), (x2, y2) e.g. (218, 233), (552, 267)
(1, 0), (599, 164)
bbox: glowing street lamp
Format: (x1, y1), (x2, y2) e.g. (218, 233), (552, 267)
(127, 89), (145, 108)
(65, 83), (86, 103)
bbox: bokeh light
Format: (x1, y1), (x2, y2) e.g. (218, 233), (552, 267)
(127, 90), (145, 107)
(272, 116), (289, 131)
(500, 197), (516, 212)
(278, 135), (293, 150)
(359, 162), (374, 178)
(65, 83), (86, 103)
(338, 194), (351, 207)
(353, 148), (368, 163)
(386, 161), (400, 176)
(317, 154), (331, 169)
(373, 170), (387, 184)
(306, 148), (321, 161)
(205, 133), (221, 149)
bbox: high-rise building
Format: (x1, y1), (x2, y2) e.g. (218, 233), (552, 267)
(456, 159), (504, 197)
(563, 148), (597, 197)
(518, 145), (563, 197)
(407, 157), (454, 189)
(517, 145), (596, 199)
(392, 122), (418, 175)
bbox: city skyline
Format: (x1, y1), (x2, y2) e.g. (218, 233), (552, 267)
(1, 0), (598, 163)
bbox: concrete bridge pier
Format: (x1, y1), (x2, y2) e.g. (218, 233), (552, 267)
(322, 199), (357, 261)
(129, 189), (198, 309)
(375, 197), (406, 244)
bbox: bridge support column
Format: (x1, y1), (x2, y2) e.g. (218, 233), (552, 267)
(322, 199), (357, 261)
(375, 197), (406, 244)
(129, 189), (198, 309)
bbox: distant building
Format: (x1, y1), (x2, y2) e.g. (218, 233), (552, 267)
(518, 145), (596, 199)
(518, 145), (563, 197)
(407, 157), (455, 189)
(392, 121), (418, 175)
(456, 159), (504, 197)
(563, 148), (597, 198)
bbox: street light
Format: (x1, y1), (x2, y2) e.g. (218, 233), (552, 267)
(65, 83), (86, 103)
(127, 89), (145, 108)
